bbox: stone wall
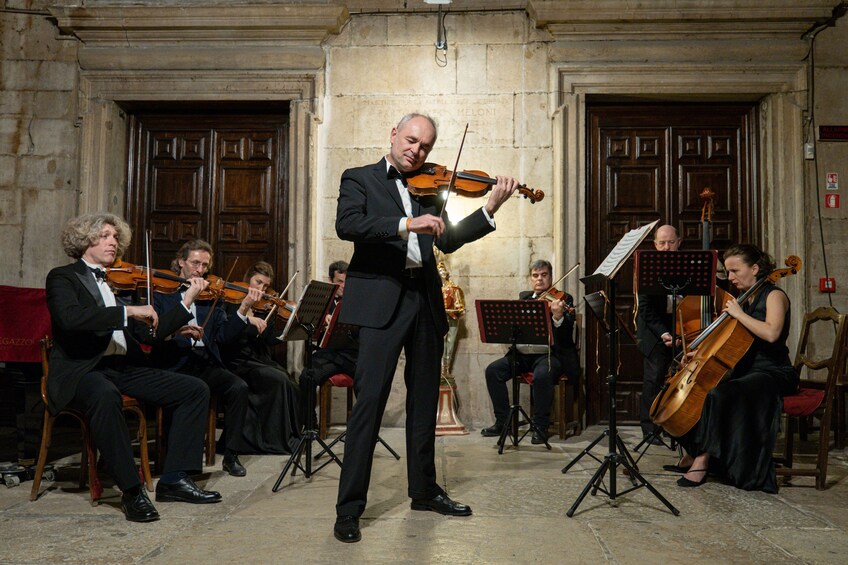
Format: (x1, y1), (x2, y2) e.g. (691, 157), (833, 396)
(806, 16), (848, 316)
(1, 1), (79, 287)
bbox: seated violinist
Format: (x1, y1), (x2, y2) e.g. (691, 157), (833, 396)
(668, 244), (798, 491)
(150, 239), (262, 477)
(297, 260), (357, 428)
(219, 261), (301, 454)
(46, 213), (218, 522)
(482, 259), (579, 444)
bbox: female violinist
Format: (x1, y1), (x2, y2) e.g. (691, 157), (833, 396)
(219, 261), (301, 454)
(672, 244), (798, 492)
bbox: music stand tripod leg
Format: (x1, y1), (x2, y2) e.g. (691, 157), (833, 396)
(272, 344), (342, 492)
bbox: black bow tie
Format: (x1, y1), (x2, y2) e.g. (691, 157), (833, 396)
(89, 266), (106, 281)
(388, 166), (407, 183)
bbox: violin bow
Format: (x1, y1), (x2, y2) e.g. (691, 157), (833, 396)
(262, 270), (298, 324)
(438, 123), (469, 219)
(538, 262), (581, 301)
(198, 257), (239, 336)
(144, 230), (156, 337)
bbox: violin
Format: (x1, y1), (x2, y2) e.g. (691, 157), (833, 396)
(249, 286), (297, 321)
(105, 259), (221, 301)
(405, 162), (544, 203)
(651, 255), (802, 437)
(535, 263), (580, 315)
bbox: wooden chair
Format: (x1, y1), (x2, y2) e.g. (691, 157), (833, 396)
(519, 314), (583, 439)
(30, 338), (153, 505)
(776, 307), (848, 490)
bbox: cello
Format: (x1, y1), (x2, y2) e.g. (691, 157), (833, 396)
(675, 188), (733, 341)
(650, 255), (801, 437)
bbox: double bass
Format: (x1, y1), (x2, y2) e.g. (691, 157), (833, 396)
(675, 188), (733, 341)
(650, 255), (801, 437)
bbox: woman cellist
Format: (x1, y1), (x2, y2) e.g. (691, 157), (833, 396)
(670, 244), (798, 492)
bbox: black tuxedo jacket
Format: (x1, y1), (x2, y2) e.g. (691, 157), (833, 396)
(518, 290), (577, 360)
(635, 292), (672, 357)
(45, 259), (191, 414)
(151, 289), (247, 371)
(335, 157), (494, 335)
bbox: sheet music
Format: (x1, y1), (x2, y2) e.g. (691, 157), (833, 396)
(590, 219), (659, 280)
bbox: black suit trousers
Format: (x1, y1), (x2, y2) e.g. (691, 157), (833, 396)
(485, 352), (564, 429)
(336, 277), (443, 518)
(641, 342), (673, 436)
(183, 353), (250, 454)
(70, 364), (209, 491)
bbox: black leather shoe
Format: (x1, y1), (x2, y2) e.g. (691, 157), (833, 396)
(121, 489), (160, 522)
(677, 469), (708, 487)
(531, 428), (549, 445)
(222, 453), (246, 477)
(155, 476), (222, 504)
(411, 493), (472, 516)
(480, 424), (505, 437)
(334, 515), (361, 543)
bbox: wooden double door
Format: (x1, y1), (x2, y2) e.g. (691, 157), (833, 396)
(584, 103), (758, 425)
(125, 108), (290, 286)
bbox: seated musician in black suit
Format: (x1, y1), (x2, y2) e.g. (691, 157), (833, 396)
(46, 213), (219, 522)
(220, 261), (301, 454)
(482, 259), (579, 444)
(635, 224), (681, 444)
(297, 260), (357, 428)
(150, 240), (262, 477)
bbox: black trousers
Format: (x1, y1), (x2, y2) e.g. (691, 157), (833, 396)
(641, 342), (673, 436)
(336, 277), (443, 518)
(183, 351), (250, 454)
(70, 362), (209, 491)
(485, 352), (564, 430)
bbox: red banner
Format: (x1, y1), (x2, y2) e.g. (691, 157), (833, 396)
(0, 285), (51, 363)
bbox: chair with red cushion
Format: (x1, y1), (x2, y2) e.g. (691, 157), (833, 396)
(317, 373), (400, 460)
(776, 307), (848, 490)
(30, 338), (153, 505)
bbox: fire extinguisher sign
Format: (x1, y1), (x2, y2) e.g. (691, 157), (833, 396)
(825, 194), (840, 209)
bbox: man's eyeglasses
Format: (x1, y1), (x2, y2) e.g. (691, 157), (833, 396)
(655, 240), (680, 246)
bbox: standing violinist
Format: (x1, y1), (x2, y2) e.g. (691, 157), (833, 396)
(150, 239), (262, 478)
(635, 224), (681, 444)
(45, 213), (218, 522)
(219, 261), (301, 454)
(670, 244), (797, 491)
(297, 260), (356, 429)
(332, 113), (518, 543)
(481, 259), (579, 444)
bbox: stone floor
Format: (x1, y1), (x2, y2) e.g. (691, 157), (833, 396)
(2, 425), (847, 565)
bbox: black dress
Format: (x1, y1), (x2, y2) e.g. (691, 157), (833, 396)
(678, 283), (798, 493)
(221, 303), (301, 454)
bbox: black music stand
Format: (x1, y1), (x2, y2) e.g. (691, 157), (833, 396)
(634, 250), (716, 454)
(272, 280), (340, 492)
(313, 304), (400, 461)
(476, 299), (553, 454)
(561, 221), (679, 517)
